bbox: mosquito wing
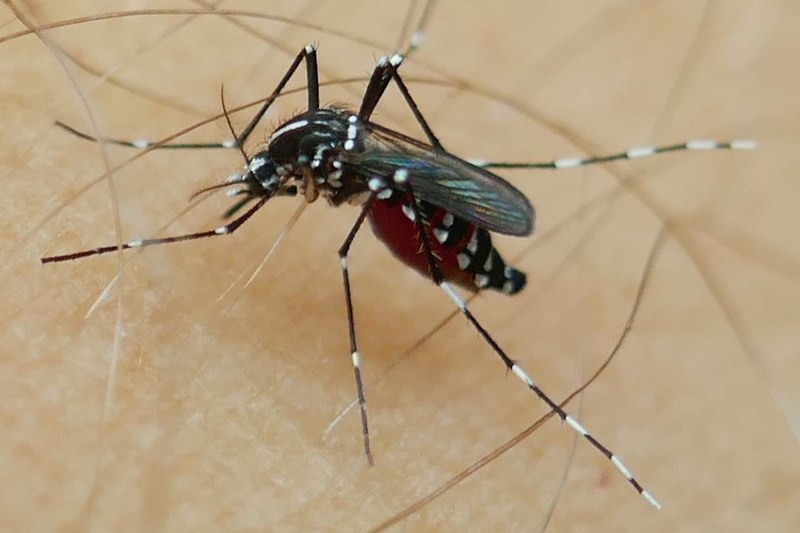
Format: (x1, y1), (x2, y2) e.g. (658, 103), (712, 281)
(343, 123), (534, 237)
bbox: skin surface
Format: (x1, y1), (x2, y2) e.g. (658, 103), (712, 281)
(2, 1), (799, 531)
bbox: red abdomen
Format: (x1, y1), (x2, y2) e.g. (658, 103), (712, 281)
(367, 191), (526, 295)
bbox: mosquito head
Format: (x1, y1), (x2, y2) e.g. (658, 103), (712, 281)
(213, 151), (297, 220)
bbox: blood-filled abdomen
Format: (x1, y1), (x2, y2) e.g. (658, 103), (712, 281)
(368, 191), (526, 295)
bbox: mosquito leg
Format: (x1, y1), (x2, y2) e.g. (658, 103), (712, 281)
(239, 45), (320, 144)
(41, 195), (268, 264)
(381, 57), (444, 150)
(396, 170), (661, 508)
(471, 139), (757, 170)
(55, 46), (320, 152)
(53, 120), (242, 150)
(358, 53), (444, 151)
(360, 0), (436, 119)
(337, 191), (380, 466)
(358, 57), (397, 121)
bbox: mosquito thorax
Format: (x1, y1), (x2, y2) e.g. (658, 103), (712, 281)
(267, 107), (368, 205)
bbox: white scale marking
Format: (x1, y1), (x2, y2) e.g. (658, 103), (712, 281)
(686, 139), (719, 150)
(376, 189), (392, 200)
(351, 350), (361, 368)
(393, 169), (409, 183)
(248, 156), (267, 172)
(565, 415), (589, 436)
(554, 157), (584, 169)
(457, 253), (470, 270)
(401, 204), (416, 221)
(483, 253), (493, 272)
(127, 240), (143, 248)
(270, 119), (309, 143)
(440, 282), (466, 311)
(442, 213), (454, 227)
(132, 139), (149, 149)
(511, 364), (535, 388)
(475, 274), (490, 288)
(214, 226), (229, 235)
(344, 140), (355, 151)
(731, 139), (757, 150)
(368, 177), (385, 191)
(222, 139), (237, 148)
(466, 158), (489, 167)
(611, 455), (633, 479)
(466, 231), (479, 254)
(390, 53), (404, 66)
(644, 491), (662, 509)
(626, 146), (656, 158)
(433, 228), (449, 244)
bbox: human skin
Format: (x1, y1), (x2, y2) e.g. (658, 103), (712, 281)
(2, 1), (799, 531)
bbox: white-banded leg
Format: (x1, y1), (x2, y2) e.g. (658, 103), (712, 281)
(41, 195), (270, 264)
(337, 187), (383, 465)
(42, 47), (322, 263)
(53, 45), (321, 152)
(395, 170), (661, 508)
(469, 139), (756, 170)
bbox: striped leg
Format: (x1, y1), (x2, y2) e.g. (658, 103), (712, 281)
(470, 139), (756, 170)
(41, 195), (269, 264)
(53, 45), (320, 152)
(337, 192), (380, 466)
(395, 170), (661, 508)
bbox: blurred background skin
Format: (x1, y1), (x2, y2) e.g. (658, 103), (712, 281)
(1, 1), (799, 530)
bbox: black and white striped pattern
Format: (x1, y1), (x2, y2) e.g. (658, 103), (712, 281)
(437, 276), (660, 508)
(469, 139), (756, 171)
(385, 187), (526, 295)
(43, 40), (758, 511)
(454, 227), (526, 295)
(398, 174), (661, 508)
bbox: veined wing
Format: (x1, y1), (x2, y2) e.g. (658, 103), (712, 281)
(343, 122), (535, 237)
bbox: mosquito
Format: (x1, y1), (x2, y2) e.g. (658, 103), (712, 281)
(42, 44), (756, 508)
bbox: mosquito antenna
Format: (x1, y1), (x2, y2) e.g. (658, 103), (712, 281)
(219, 84), (250, 165)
